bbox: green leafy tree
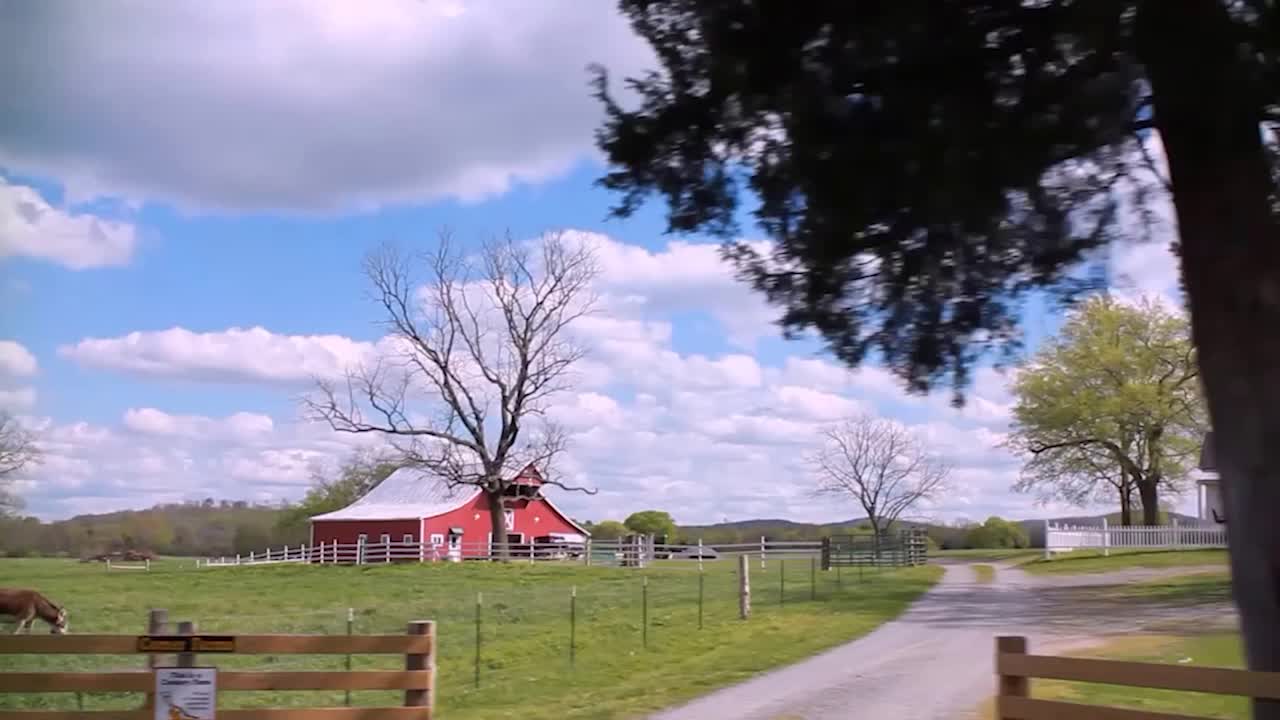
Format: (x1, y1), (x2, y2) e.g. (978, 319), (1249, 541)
(1005, 297), (1205, 526)
(275, 449), (403, 543)
(623, 510), (677, 538)
(590, 2), (1280, 700)
(965, 517), (1031, 549)
(232, 523), (271, 556)
(588, 520), (629, 540)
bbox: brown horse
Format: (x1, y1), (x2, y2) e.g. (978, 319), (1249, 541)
(0, 588), (68, 634)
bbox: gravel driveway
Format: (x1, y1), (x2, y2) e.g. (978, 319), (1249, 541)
(647, 562), (1234, 720)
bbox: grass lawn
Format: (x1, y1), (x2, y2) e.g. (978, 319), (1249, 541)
(1100, 571), (1233, 605)
(981, 633), (1248, 719)
(1019, 549), (1228, 576)
(0, 557), (941, 719)
(932, 548), (1041, 563)
(971, 564), (996, 583)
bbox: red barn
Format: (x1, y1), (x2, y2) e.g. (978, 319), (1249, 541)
(308, 464), (589, 561)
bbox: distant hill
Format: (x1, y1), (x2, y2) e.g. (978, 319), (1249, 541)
(679, 510), (1202, 549)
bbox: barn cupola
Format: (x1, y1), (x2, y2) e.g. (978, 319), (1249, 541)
(501, 464), (545, 503)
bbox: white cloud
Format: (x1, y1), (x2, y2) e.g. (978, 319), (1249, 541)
(19, 412), (386, 518)
(35, 229), (1203, 525)
(0, 340), (37, 377)
(0, 179), (137, 269)
(60, 326), (376, 384)
(0, 387), (36, 412)
(0, 1), (655, 212)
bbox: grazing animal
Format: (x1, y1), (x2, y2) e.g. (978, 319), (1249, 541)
(0, 588), (68, 634)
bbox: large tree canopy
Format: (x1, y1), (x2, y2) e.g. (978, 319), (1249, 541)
(1006, 297), (1205, 526)
(593, 0), (1278, 398)
(593, 1), (1280, 713)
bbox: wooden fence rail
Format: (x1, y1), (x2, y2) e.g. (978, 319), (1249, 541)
(0, 611), (435, 719)
(995, 635), (1280, 719)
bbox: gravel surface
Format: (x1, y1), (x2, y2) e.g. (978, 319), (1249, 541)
(647, 563), (1235, 720)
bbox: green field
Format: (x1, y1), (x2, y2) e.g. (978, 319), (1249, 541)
(1019, 549), (1229, 575)
(0, 557), (941, 719)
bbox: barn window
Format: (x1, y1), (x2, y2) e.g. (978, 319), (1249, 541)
(380, 533), (391, 545)
(403, 534), (413, 544)
(357, 533), (368, 545)
(430, 533), (444, 546)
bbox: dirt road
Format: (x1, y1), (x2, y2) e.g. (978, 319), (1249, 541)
(648, 562), (1233, 720)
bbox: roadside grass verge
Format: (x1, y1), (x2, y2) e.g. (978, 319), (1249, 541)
(0, 558), (941, 719)
(1020, 549), (1228, 576)
(981, 633), (1247, 719)
(971, 564), (996, 583)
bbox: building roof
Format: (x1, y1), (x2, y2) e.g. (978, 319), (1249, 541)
(309, 468), (479, 521)
(308, 465), (591, 535)
(1199, 431), (1216, 473)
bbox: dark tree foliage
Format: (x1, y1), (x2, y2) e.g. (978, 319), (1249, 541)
(592, 1), (1280, 714)
(592, 0), (1278, 401)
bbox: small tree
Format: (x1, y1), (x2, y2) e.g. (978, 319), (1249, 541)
(965, 517), (1031, 549)
(0, 412), (39, 515)
(624, 510), (677, 539)
(306, 230), (599, 559)
(276, 449), (403, 543)
(589, 520), (628, 540)
(811, 414), (949, 555)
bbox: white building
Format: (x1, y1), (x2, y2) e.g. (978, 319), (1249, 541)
(1192, 431), (1225, 523)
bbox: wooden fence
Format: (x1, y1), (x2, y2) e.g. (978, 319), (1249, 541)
(201, 536), (836, 568)
(0, 611), (435, 719)
(995, 635), (1280, 719)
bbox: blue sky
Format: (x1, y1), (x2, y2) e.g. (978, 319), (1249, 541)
(0, 0), (1186, 524)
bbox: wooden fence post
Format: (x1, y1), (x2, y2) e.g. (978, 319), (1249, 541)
(821, 537), (832, 571)
(143, 608), (169, 710)
(177, 621), (196, 668)
(995, 635), (1028, 719)
(404, 620), (435, 711)
(738, 553), (751, 620)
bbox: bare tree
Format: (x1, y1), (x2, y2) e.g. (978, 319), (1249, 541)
(305, 230), (598, 559)
(0, 412), (39, 514)
(811, 414), (949, 554)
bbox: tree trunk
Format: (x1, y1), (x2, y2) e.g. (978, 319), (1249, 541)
(1138, 2), (1280, 716)
(487, 491), (509, 562)
(1118, 485), (1132, 527)
(1137, 479), (1160, 528)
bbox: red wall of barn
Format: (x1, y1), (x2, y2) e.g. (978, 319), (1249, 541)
(310, 492), (582, 558)
(311, 518), (420, 546)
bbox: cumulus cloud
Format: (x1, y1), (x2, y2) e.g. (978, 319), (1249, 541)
(0, 1), (655, 212)
(20, 412), (386, 518)
(59, 326), (377, 384)
(0, 340), (37, 377)
(0, 179), (137, 269)
(0, 340), (38, 411)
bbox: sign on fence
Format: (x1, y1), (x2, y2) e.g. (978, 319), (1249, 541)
(154, 667), (216, 720)
(138, 635), (237, 653)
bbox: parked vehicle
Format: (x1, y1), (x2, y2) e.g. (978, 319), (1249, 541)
(672, 546), (719, 560)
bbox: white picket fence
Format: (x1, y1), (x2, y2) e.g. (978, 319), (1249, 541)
(1044, 519), (1227, 558)
(200, 537), (826, 569)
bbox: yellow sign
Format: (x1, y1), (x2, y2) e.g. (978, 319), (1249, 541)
(137, 636), (237, 653)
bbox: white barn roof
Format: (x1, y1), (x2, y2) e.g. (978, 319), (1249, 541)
(309, 467), (479, 522)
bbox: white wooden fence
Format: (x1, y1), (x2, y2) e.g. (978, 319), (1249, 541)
(1044, 518), (1227, 558)
(200, 536), (826, 569)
